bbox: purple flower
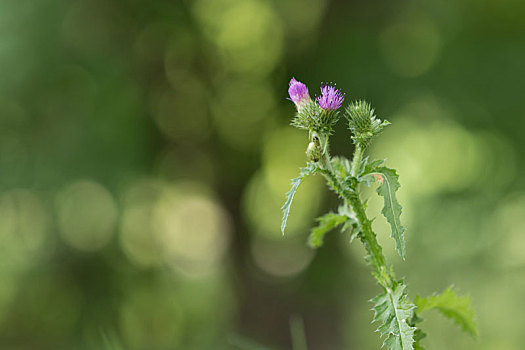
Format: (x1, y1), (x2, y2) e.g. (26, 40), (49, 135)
(288, 78), (311, 108)
(317, 83), (344, 111)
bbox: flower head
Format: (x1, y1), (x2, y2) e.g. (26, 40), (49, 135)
(345, 100), (390, 145)
(288, 78), (311, 108)
(317, 83), (344, 111)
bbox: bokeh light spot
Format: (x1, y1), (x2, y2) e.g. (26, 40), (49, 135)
(251, 236), (314, 277)
(120, 179), (166, 268)
(0, 189), (51, 268)
(57, 180), (117, 252)
(120, 180), (231, 276)
(371, 97), (485, 198)
(193, 0), (283, 75)
(494, 194), (525, 267)
(154, 188), (231, 277)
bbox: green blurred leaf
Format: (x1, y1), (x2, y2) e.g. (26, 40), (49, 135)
(415, 287), (478, 337)
(371, 282), (416, 350)
(360, 166), (406, 259)
(307, 213), (348, 248)
(281, 162), (317, 235)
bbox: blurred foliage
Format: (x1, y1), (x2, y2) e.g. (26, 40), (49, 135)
(0, 0), (525, 348)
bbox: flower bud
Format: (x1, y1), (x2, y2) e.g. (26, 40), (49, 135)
(306, 141), (321, 162)
(344, 100), (390, 145)
(288, 78), (311, 110)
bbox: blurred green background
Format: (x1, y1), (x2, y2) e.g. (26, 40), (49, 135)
(1, 0), (525, 348)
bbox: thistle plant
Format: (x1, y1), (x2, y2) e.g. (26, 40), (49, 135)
(282, 78), (478, 349)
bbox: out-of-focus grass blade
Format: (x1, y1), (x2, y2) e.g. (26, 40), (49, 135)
(290, 314), (308, 350)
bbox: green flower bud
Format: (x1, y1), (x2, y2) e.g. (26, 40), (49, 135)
(306, 141), (321, 162)
(344, 100), (390, 146)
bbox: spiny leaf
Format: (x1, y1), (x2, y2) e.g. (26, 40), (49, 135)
(360, 166), (406, 259)
(409, 313), (426, 350)
(371, 282), (416, 350)
(330, 156), (352, 181)
(412, 329), (426, 350)
(337, 205), (360, 242)
(307, 208), (358, 248)
(415, 287), (478, 337)
(307, 213), (347, 248)
(376, 167), (406, 259)
(358, 157), (385, 179)
(281, 163), (317, 235)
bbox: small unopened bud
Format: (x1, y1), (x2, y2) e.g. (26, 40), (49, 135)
(306, 141), (321, 162)
(288, 78), (312, 110)
(344, 100), (390, 145)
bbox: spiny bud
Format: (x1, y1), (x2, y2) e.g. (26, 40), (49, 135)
(344, 100), (390, 145)
(288, 78), (344, 135)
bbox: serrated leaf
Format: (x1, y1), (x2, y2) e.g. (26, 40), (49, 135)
(331, 156), (352, 180)
(337, 205), (360, 242)
(415, 287), (478, 337)
(360, 166), (406, 259)
(307, 208), (358, 248)
(371, 282), (416, 350)
(412, 329), (426, 350)
(307, 213), (347, 248)
(409, 313), (426, 350)
(358, 156), (385, 178)
(281, 163), (317, 235)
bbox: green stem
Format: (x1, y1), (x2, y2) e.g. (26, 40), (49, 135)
(321, 142), (393, 289)
(346, 191), (392, 288)
(313, 139), (422, 346)
(350, 143), (365, 177)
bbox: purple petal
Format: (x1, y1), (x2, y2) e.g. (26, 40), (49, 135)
(288, 77), (311, 107)
(317, 83), (345, 111)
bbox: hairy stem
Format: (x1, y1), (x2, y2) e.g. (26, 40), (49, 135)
(319, 151), (332, 173)
(315, 139), (422, 347)
(346, 191), (393, 288)
(350, 143), (365, 177)
(322, 142), (393, 289)
(350, 142), (393, 287)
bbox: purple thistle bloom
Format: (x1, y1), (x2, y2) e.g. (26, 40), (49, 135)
(317, 83), (345, 111)
(288, 78), (311, 108)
